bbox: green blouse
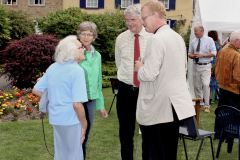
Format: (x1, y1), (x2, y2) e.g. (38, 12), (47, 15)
(79, 46), (105, 111)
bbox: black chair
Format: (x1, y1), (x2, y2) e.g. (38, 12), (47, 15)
(179, 116), (215, 160)
(215, 105), (240, 159)
(108, 77), (120, 114)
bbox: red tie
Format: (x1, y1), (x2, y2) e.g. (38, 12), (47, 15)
(134, 34), (140, 87)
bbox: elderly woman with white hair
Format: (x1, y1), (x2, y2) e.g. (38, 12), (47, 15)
(32, 35), (88, 160)
(77, 21), (108, 159)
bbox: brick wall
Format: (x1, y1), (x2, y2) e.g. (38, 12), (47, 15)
(1, 0), (62, 19)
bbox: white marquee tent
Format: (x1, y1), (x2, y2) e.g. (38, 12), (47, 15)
(188, 0), (240, 99)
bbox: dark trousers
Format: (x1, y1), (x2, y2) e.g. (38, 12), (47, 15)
(214, 88), (240, 139)
(116, 82), (139, 160)
(82, 100), (96, 160)
(140, 107), (179, 160)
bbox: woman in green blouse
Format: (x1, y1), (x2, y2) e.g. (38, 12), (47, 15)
(77, 21), (108, 159)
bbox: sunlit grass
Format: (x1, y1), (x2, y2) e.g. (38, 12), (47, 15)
(0, 88), (238, 159)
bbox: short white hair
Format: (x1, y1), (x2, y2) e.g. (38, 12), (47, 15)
(54, 35), (79, 64)
(230, 31), (240, 42)
(124, 4), (142, 19)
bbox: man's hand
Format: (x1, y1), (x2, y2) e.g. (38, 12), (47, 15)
(194, 52), (204, 58)
(134, 61), (144, 72)
(99, 109), (108, 118)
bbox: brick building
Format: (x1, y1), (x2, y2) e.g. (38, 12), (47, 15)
(1, 0), (62, 19)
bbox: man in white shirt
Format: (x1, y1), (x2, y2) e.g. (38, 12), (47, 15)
(188, 25), (217, 113)
(134, 1), (195, 159)
(115, 3), (152, 160)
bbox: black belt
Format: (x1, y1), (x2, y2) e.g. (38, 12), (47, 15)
(120, 81), (139, 91)
(197, 63), (210, 65)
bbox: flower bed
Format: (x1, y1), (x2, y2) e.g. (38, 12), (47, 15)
(0, 86), (44, 122)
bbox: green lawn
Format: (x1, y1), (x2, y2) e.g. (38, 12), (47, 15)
(0, 88), (238, 160)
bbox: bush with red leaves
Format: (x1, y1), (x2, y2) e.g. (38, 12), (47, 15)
(0, 34), (60, 89)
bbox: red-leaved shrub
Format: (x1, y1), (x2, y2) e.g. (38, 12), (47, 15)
(0, 34), (60, 89)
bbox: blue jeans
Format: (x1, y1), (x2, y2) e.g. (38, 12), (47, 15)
(82, 100), (96, 160)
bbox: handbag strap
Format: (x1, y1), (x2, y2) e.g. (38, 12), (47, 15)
(42, 117), (54, 157)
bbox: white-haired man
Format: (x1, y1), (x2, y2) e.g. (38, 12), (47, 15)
(134, 1), (195, 159)
(115, 3), (152, 160)
(214, 31), (240, 139)
(188, 25), (216, 113)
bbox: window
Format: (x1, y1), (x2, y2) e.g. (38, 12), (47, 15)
(121, 0), (133, 8)
(167, 19), (176, 28)
(166, 19), (171, 26)
(29, 0), (45, 6)
(80, 0), (104, 9)
(159, 0), (169, 9)
(2, 0), (17, 5)
(86, 0), (98, 8)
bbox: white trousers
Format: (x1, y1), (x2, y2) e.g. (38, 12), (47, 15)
(53, 123), (83, 160)
(193, 63), (211, 108)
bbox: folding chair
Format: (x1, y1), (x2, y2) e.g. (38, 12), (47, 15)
(108, 77), (120, 114)
(179, 116), (215, 160)
(215, 105), (240, 159)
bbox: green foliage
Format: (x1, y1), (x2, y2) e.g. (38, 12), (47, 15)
(102, 61), (117, 88)
(37, 7), (127, 61)
(181, 25), (191, 51)
(172, 20), (191, 50)
(7, 10), (35, 41)
(36, 7), (90, 38)
(0, 5), (11, 49)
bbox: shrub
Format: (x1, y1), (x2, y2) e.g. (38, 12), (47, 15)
(172, 20), (191, 50)
(0, 5), (11, 50)
(102, 61), (117, 88)
(7, 9), (35, 41)
(37, 7), (127, 61)
(0, 34), (60, 89)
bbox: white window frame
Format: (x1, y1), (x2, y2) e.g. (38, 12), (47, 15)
(159, 0), (169, 9)
(2, 0), (17, 5)
(121, 0), (133, 9)
(86, 0), (98, 8)
(29, 0), (45, 6)
(167, 19), (171, 26)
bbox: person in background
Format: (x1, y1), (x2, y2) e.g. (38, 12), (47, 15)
(33, 35), (88, 160)
(214, 31), (240, 139)
(134, 1), (195, 159)
(77, 21), (108, 160)
(114, 4), (152, 160)
(188, 25), (216, 113)
(208, 31), (221, 104)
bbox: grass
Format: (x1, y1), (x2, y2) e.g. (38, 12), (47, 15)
(0, 88), (238, 160)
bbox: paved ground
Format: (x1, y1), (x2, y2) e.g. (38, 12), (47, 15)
(0, 75), (12, 89)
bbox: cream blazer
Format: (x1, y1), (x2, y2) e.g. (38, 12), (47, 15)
(136, 25), (196, 126)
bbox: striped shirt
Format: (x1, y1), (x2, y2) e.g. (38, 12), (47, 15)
(188, 35), (217, 63)
(115, 27), (152, 86)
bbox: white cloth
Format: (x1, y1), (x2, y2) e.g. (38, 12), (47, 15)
(193, 63), (211, 108)
(39, 89), (49, 113)
(90, 45), (94, 58)
(53, 123), (83, 160)
(115, 27), (152, 86)
(136, 25), (196, 126)
(188, 35), (216, 63)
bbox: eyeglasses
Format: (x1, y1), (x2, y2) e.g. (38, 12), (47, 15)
(80, 33), (94, 37)
(124, 19), (137, 23)
(142, 13), (154, 21)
